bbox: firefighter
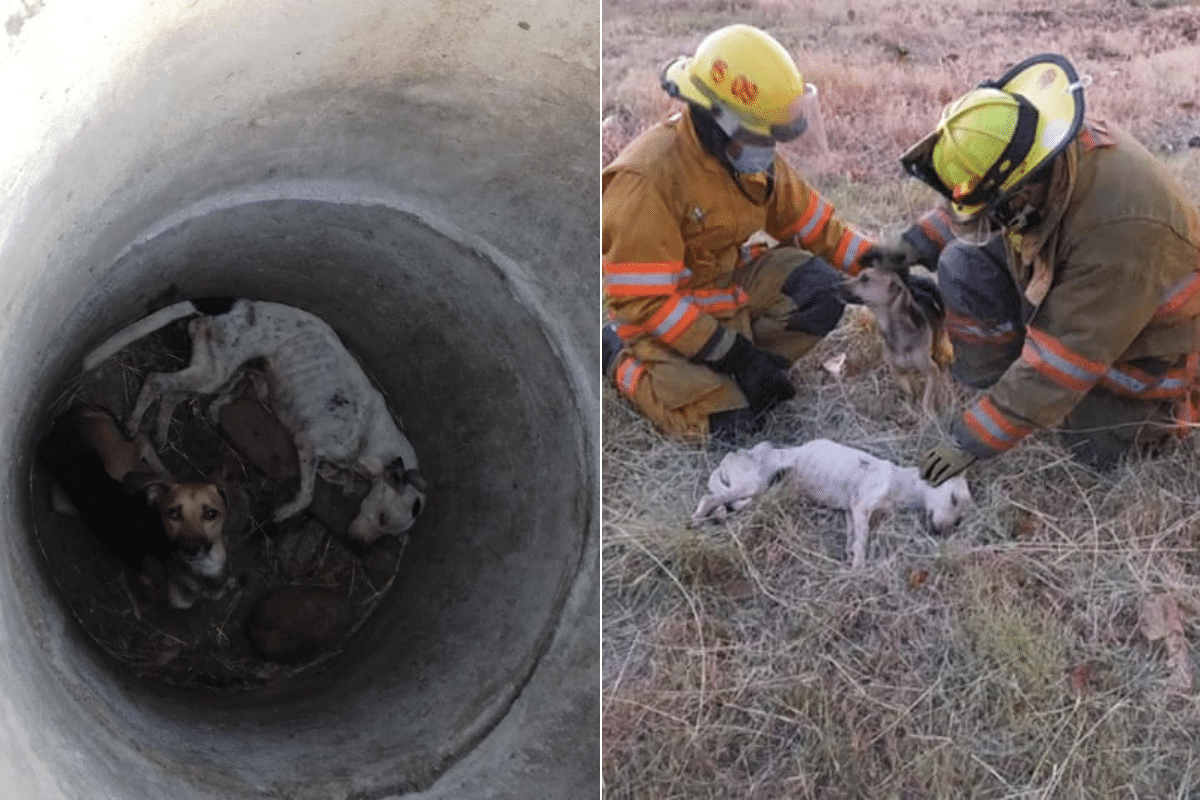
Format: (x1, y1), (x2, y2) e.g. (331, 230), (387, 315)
(602, 24), (906, 443)
(896, 53), (1200, 485)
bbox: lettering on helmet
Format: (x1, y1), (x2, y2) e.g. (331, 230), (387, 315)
(710, 59), (727, 85)
(731, 75), (758, 106)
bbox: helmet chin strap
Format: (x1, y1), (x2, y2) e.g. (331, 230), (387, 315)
(689, 104), (775, 204)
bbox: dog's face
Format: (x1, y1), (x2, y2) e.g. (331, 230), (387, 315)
(921, 475), (972, 535)
(347, 462), (426, 546)
(152, 482), (228, 575)
(691, 445), (778, 523)
(840, 267), (905, 309)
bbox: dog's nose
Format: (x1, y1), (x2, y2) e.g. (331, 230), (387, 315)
(180, 538), (211, 558)
(411, 497), (423, 518)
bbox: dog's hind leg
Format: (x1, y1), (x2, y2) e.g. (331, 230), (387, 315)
(273, 433), (318, 522)
(127, 332), (234, 440)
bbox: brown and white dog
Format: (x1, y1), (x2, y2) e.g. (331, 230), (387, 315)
(45, 404), (235, 611)
(84, 299), (426, 547)
(841, 265), (953, 414)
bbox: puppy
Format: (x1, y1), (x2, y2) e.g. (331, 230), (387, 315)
(841, 265), (953, 414)
(691, 439), (972, 568)
(85, 299), (426, 547)
(45, 405), (235, 612)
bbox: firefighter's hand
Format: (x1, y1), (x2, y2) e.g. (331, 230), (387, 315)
(861, 238), (923, 271)
(920, 441), (977, 487)
(708, 334), (795, 414)
(906, 272), (945, 320)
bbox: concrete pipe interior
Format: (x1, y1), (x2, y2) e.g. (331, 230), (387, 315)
(0, 2), (599, 799)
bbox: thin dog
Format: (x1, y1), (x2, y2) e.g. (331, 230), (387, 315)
(85, 299), (426, 547)
(691, 439), (972, 568)
(841, 265), (953, 414)
(45, 404), (234, 612)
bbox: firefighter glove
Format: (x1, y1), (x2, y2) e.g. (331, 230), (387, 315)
(920, 441), (977, 487)
(905, 271), (945, 320)
(706, 333), (796, 414)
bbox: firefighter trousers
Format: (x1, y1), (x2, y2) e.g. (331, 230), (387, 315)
(608, 247), (845, 442)
(938, 236), (1180, 469)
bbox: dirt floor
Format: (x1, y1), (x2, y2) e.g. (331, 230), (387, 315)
(34, 314), (404, 693)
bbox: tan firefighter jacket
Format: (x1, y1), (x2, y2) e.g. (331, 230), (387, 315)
(603, 106), (873, 362)
(908, 120), (1200, 458)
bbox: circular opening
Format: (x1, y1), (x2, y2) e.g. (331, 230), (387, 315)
(19, 195), (590, 796)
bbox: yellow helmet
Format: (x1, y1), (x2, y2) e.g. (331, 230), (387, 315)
(660, 24), (814, 143)
(901, 53), (1086, 218)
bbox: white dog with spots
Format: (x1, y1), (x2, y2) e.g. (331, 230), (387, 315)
(85, 299), (426, 546)
(691, 439), (972, 567)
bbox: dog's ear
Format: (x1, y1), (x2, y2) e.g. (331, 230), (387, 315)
(384, 460), (427, 491)
(385, 457), (426, 492)
(125, 472), (171, 506)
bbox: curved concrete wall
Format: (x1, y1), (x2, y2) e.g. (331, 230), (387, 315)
(0, 2), (599, 798)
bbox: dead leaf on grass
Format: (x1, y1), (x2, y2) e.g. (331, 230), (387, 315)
(908, 568), (929, 589)
(1140, 593), (1193, 692)
(1066, 661), (1095, 697)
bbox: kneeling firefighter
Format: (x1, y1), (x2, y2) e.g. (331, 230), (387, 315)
(601, 24), (904, 443)
(894, 53), (1200, 485)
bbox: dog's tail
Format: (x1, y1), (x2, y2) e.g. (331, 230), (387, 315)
(82, 300), (200, 372)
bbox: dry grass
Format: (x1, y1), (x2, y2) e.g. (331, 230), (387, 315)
(603, 1), (1200, 797)
(602, 0), (1200, 182)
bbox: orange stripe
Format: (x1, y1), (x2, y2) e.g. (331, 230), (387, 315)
(832, 231), (854, 275)
(978, 396), (1031, 440)
(602, 259), (686, 275)
(615, 357), (646, 397)
(1023, 347), (1095, 392)
(918, 208), (953, 247)
(963, 410), (1010, 453)
(945, 310), (1020, 345)
(1155, 271), (1200, 320)
(690, 287), (748, 315)
(605, 284), (676, 297)
(636, 297), (701, 346)
(780, 194), (822, 242)
(799, 202), (835, 247)
(1079, 120), (1114, 151)
(962, 397), (1029, 453)
(1026, 329), (1107, 375)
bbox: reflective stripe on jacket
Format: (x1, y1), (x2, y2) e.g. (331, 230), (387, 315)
(603, 106), (872, 358)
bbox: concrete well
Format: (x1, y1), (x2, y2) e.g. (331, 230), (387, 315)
(0, 1), (599, 798)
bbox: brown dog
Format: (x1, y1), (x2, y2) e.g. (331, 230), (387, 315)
(45, 405), (235, 612)
(841, 266), (953, 414)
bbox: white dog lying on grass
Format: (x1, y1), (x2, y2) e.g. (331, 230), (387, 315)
(691, 439), (973, 568)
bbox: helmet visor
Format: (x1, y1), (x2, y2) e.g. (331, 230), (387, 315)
(769, 83), (818, 142)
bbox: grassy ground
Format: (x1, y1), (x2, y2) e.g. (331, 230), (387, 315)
(602, 1), (1200, 797)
